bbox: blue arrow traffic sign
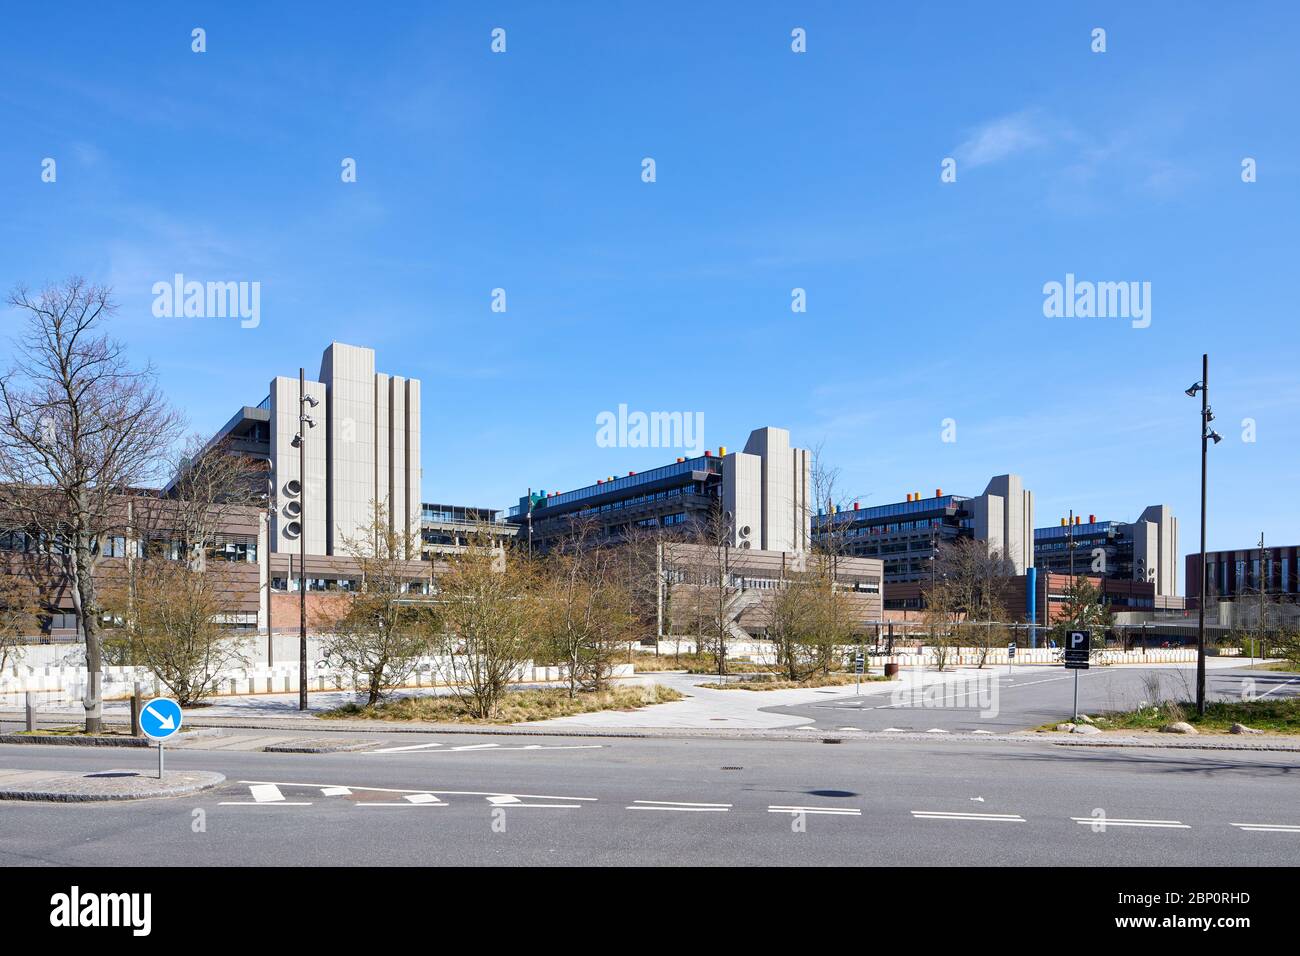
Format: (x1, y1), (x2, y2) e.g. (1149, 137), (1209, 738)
(140, 697), (184, 741)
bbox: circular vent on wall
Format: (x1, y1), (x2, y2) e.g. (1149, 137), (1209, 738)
(284, 521), (302, 539)
(283, 500), (302, 518)
(284, 479), (302, 497)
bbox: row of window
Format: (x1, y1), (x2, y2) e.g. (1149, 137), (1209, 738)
(1, 531), (257, 562)
(271, 577), (430, 594)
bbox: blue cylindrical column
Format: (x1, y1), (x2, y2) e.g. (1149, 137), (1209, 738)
(1025, 567), (1038, 648)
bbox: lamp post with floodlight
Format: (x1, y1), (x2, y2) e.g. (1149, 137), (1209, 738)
(1186, 354), (1221, 716)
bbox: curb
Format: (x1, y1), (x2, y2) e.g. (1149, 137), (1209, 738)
(0, 728), (221, 747)
(262, 739), (379, 754)
(0, 771), (226, 803)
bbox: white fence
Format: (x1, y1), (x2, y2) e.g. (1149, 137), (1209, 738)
(0, 659), (634, 705)
(652, 638), (1225, 668)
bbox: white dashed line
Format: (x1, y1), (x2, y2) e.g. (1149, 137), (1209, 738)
(1070, 817), (1189, 829)
(768, 805), (861, 816)
(912, 810), (1026, 823)
(1231, 822), (1300, 833)
(627, 800), (732, 812)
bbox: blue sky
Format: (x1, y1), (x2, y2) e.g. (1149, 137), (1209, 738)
(2, 2), (1298, 579)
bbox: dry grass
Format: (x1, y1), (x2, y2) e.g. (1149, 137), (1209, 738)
(697, 672), (892, 691)
(322, 684), (684, 724)
(1041, 697), (1300, 735)
(631, 651), (770, 674)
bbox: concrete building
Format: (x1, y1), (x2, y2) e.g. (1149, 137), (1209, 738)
(662, 542), (883, 641)
(0, 493), (266, 639)
(812, 475), (1036, 585)
(1034, 505), (1179, 600)
(197, 342), (421, 558)
(1187, 542), (1300, 608)
(508, 426), (810, 553)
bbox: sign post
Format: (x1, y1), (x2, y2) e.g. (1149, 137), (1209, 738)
(854, 652), (865, 694)
(139, 697), (184, 779)
(1064, 630), (1091, 719)
(1007, 642), (1016, 676)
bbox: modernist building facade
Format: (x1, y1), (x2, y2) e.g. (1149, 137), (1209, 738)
(0, 493), (266, 639)
(508, 426), (811, 553)
(1034, 505), (1179, 601)
(202, 342), (422, 559)
(812, 475), (1036, 585)
(662, 542), (883, 641)
(1187, 543), (1300, 607)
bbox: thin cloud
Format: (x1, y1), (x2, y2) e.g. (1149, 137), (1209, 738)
(954, 110), (1052, 169)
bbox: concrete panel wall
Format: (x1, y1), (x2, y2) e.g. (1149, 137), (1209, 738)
(722, 452), (763, 549)
(388, 376), (406, 540)
(319, 343), (377, 554)
(1136, 504), (1178, 597)
(404, 377), (422, 558)
(269, 375), (327, 555)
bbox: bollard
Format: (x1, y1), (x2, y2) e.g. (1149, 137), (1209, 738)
(25, 691), (36, 732)
(131, 683), (143, 736)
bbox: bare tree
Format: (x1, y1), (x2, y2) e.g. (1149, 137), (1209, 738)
(537, 521), (636, 697)
(673, 509), (750, 678)
(435, 539), (538, 719)
(323, 501), (435, 706)
(0, 572), (40, 669)
(0, 279), (183, 730)
(768, 567), (821, 680)
(931, 538), (1014, 667)
(100, 558), (246, 706)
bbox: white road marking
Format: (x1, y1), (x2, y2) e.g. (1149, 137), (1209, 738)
(912, 810), (1025, 823)
(627, 799), (731, 812)
(359, 802), (445, 807)
(321, 786), (351, 796)
(1231, 822), (1300, 833)
(925, 728), (949, 734)
(487, 795), (521, 805)
(238, 779), (597, 802)
(768, 805), (861, 816)
(404, 793), (444, 805)
(1255, 677), (1300, 700)
(971, 730), (993, 735)
(364, 742), (604, 755)
(1070, 817), (1189, 829)
(219, 783), (312, 806)
(882, 728), (906, 732)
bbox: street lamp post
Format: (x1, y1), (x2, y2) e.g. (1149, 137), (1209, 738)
(295, 368), (318, 712)
(1186, 354), (1221, 717)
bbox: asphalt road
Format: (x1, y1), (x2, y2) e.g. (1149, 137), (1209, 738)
(1, 732), (1297, 866)
(763, 665), (1300, 734)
